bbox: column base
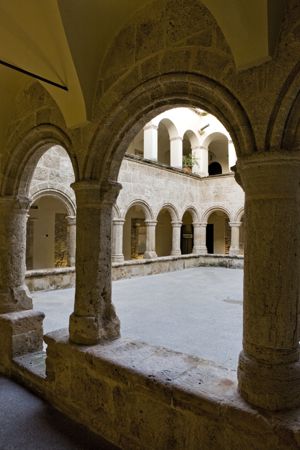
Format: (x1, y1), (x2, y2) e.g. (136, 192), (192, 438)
(112, 255), (125, 263)
(69, 313), (120, 346)
(193, 246), (207, 255)
(144, 251), (157, 259)
(171, 250), (181, 256)
(238, 351), (300, 411)
(0, 285), (33, 314)
(0, 310), (44, 373)
(229, 248), (239, 257)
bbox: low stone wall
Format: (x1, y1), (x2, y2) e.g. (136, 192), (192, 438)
(25, 267), (75, 292)
(41, 330), (300, 450)
(26, 255), (243, 291)
(112, 254), (243, 280)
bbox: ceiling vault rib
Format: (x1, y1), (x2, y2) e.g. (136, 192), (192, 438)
(0, 59), (68, 91)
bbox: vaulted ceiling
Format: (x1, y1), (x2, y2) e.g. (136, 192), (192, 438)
(0, 0), (285, 135)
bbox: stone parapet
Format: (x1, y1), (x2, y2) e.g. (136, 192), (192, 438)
(0, 310), (44, 374)
(43, 330), (300, 450)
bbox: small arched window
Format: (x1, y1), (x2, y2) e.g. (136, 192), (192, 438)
(208, 161), (222, 175)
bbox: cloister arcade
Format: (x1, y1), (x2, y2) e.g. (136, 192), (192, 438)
(25, 108), (243, 271)
(1, 2), (299, 447)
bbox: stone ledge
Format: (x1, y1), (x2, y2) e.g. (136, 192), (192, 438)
(43, 330), (300, 450)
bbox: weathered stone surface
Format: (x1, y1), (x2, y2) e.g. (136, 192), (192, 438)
(42, 331), (300, 450)
(0, 310), (44, 373)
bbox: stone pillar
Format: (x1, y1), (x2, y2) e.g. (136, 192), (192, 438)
(171, 221), (182, 256)
(143, 124), (158, 161)
(144, 220), (157, 259)
(170, 136), (183, 169)
(192, 222), (207, 254)
(193, 146), (209, 176)
(228, 139), (237, 172)
(229, 222), (241, 256)
(69, 180), (121, 345)
(0, 196), (32, 314)
(236, 152), (300, 411)
(112, 219), (125, 263)
(66, 215), (76, 266)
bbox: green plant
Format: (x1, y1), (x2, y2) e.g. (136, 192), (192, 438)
(182, 154), (198, 169)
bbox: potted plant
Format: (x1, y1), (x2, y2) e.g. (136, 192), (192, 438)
(182, 154), (198, 173)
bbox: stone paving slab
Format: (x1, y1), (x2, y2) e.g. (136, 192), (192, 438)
(32, 267), (243, 370)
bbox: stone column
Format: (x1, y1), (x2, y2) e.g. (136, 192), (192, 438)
(0, 196), (32, 313)
(144, 220), (157, 259)
(171, 221), (182, 256)
(143, 124), (158, 161)
(66, 215), (76, 266)
(236, 152), (300, 411)
(69, 180), (121, 345)
(192, 222), (207, 254)
(193, 146), (209, 176)
(229, 222), (241, 256)
(228, 139), (237, 172)
(112, 219), (125, 263)
(170, 136), (183, 169)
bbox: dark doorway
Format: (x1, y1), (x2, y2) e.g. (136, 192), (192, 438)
(208, 161), (222, 175)
(181, 224), (194, 254)
(206, 224), (214, 253)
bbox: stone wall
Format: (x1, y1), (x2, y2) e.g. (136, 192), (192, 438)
(117, 156), (244, 221)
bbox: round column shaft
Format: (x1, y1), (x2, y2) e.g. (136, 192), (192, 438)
(66, 215), (76, 266)
(171, 221), (182, 256)
(69, 180), (121, 345)
(193, 222), (207, 254)
(236, 152), (300, 410)
(144, 220), (157, 259)
(229, 222), (241, 256)
(112, 219), (125, 263)
(0, 196), (32, 313)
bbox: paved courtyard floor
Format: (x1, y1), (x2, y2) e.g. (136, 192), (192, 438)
(32, 267), (243, 370)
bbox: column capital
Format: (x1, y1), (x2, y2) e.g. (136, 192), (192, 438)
(66, 215), (76, 226)
(71, 180), (122, 208)
(0, 195), (31, 213)
(170, 136), (182, 142)
(229, 221), (241, 228)
(193, 221), (207, 228)
(144, 220), (157, 226)
(112, 218), (125, 225)
(236, 151), (300, 194)
(171, 221), (182, 227)
(143, 123), (158, 131)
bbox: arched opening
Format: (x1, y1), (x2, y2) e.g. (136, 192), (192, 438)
(181, 211), (194, 254)
(123, 205), (146, 260)
(26, 196), (69, 269)
(157, 121), (171, 165)
(156, 209), (172, 256)
(206, 211), (231, 254)
(208, 161), (222, 175)
(182, 132), (193, 171)
(26, 145), (76, 271)
(126, 128), (144, 157)
(207, 133), (229, 175)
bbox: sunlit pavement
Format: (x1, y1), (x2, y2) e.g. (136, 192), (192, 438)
(32, 267), (243, 370)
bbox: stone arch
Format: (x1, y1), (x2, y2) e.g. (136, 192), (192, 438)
(30, 188), (76, 217)
(156, 203), (180, 222)
(266, 61), (300, 150)
(234, 207), (245, 223)
(112, 204), (121, 220)
(201, 206), (232, 223)
(157, 118), (179, 140)
(87, 73), (256, 185)
(183, 130), (199, 149)
(123, 199), (154, 221)
(202, 131), (229, 148)
(181, 206), (199, 223)
(1, 124), (78, 198)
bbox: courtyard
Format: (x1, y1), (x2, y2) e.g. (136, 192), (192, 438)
(33, 267), (243, 371)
